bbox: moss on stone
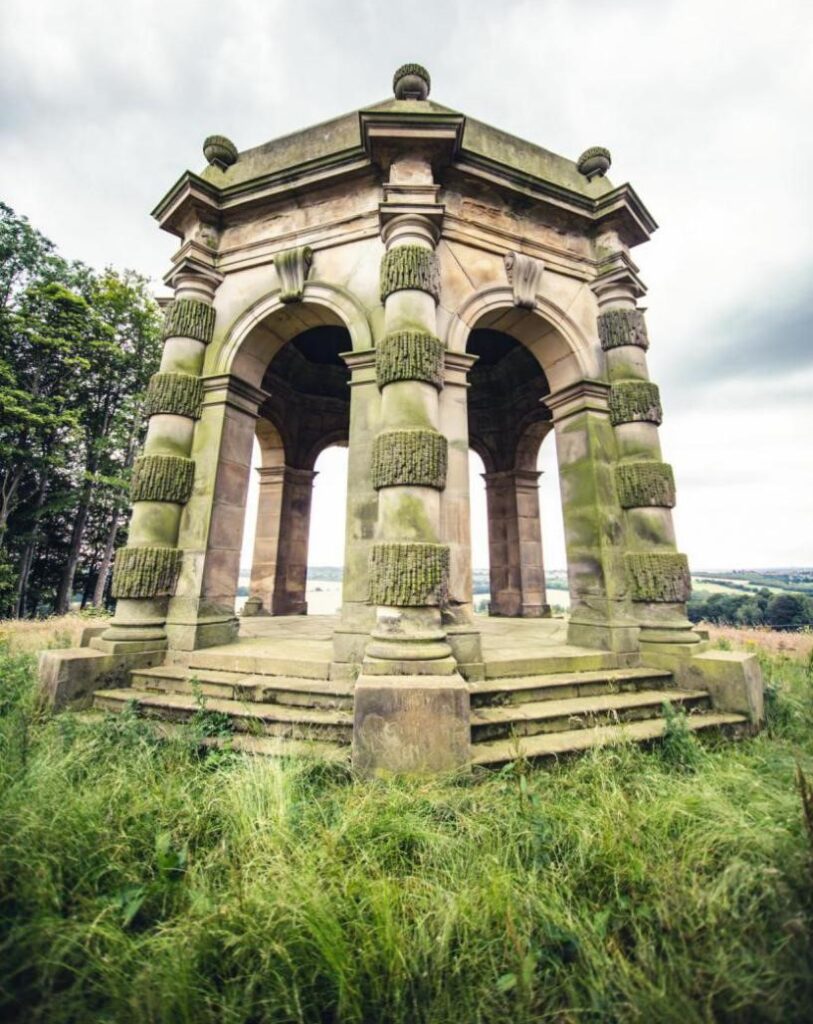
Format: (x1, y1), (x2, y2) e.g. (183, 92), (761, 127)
(143, 372), (203, 419)
(625, 552), (691, 603)
(131, 455), (195, 504)
(616, 461), (675, 508)
(162, 299), (215, 344)
(380, 246), (440, 303)
(369, 542), (449, 606)
(609, 382), (662, 426)
(598, 309), (649, 351)
(111, 546), (183, 599)
(371, 429), (447, 490)
(376, 330), (445, 389)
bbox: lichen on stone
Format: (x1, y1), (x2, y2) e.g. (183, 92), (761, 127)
(143, 372), (203, 419)
(371, 429), (447, 490)
(369, 542), (449, 606)
(380, 245), (440, 302)
(616, 461), (675, 508)
(111, 546), (183, 599)
(131, 455), (195, 504)
(625, 552), (691, 603)
(597, 309), (649, 351)
(376, 330), (445, 389)
(162, 299), (215, 344)
(609, 381), (662, 426)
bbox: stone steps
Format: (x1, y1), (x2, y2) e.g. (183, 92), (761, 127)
(470, 666), (674, 707)
(471, 711), (748, 765)
(93, 688), (353, 743)
(471, 688), (710, 742)
(131, 665), (354, 710)
(185, 649), (332, 680)
(483, 650), (616, 679)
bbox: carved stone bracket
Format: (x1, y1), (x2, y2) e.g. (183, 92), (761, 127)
(275, 245), (314, 303)
(504, 251), (544, 309)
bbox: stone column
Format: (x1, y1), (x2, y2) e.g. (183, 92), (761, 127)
(546, 380), (638, 655)
(271, 466), (316, 615)
(439, 350), (483, 670)
(248, 466), (284, 614)
(100, 270), (218, 652)
(353, 205), (469, 774)
(483, 469), (550, 618)
(332, 348), (380, 668)
(165, 374), (266, 650)
(597, 298), (698, 648)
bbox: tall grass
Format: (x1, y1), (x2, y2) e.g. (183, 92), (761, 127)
(1, 641), (813, 1023)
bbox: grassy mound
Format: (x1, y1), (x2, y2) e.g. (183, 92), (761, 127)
(1, 643), (812, 1022)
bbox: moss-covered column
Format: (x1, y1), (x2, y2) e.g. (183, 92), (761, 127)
(166, 374), (266, 650)
(100, 272), (216, 651)
(546, 381), (638, 655)
(353, 206), (469, 774)
(598, 302), (698, 647)
(483, 470), (550, 618)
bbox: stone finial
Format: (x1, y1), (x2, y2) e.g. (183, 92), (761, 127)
(393, 63), (431, 100)
(504, 251), (544, 309)
(577, 146), (611, 180)
(275, 245), (314, 303)
(203, 135), (238, 169)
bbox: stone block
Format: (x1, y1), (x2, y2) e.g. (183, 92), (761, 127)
(643, 646), (764, 725)
(38, 647), (164, 709)
(353, 674), (470, 775)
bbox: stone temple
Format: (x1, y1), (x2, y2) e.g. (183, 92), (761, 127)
(41, 64), (763, 772)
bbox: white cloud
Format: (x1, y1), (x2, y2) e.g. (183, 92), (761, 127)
(2, 0), (810, 570)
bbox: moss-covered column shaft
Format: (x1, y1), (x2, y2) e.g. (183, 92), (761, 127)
(102, 271), (218, 650)
(483, 470), (551, 619)
(166, 374), (266, 651)
(546, 380), (638, 654)
(598, 299), (697, 646)
(364, 212), (454, 674)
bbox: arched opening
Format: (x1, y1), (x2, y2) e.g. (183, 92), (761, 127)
(468, 448), (490, 614)
(306, 445), (348, 615)
(466, 323), (563, 618)
(240, 323), (351, 616)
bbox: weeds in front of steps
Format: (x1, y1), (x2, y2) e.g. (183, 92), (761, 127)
(2, 638), (813, 1022)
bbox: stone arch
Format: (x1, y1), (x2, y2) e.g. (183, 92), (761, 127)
(444, 284), (599, 392)
(514, 417), (554, 473)
(211, 281), (373, 387)
(255, 416), (285, 469)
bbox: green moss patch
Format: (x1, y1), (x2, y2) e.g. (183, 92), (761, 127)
(111, 546), (183, 599)
(371, 430), (447, 490)
(131, 455), (195, 504)
(143, 373), (203, 419)
(616, 461), (675, 508)
(162, 299), (215, 344)
(626, 552), (691, 603)
(609, 381), (662, 426)
(376, 330), (445, 389)
(369, 542), (449, 606)
(380, 246), (440, 303)
(597, 309), (649, 351)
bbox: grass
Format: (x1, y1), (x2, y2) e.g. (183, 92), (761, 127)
(1, 629), (813, 1021)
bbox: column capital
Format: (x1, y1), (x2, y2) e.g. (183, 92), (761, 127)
(164, 243), (223, 301)
(381, 211), (442, 249)
(545, 379), (610, 422)
(591, 250), (646, 311)
(201, 374), (269, 416)
(481, 469), (542, 489)
(443, 349), (478, 387)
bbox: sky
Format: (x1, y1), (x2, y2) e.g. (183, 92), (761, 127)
(2, 0), (811, 572)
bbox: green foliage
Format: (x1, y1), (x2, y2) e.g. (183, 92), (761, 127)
(1, 648), (813, 1020)
(689, 588), (813, 627)
(659, 700), (702, 772)
(0, 202), (162, 616)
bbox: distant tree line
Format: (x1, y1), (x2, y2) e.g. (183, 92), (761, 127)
(0, 202), (161, 618)
(689, 588), (813, 629)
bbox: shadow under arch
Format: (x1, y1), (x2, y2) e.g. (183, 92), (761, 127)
(210, 281), (373, 387)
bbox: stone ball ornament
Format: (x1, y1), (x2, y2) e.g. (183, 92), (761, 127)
(203, 134), (238, 169)
(577, 146), (611, 180)
(393, 63), (431, 100)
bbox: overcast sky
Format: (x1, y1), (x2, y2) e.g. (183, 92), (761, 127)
(2, 0), (811, 572)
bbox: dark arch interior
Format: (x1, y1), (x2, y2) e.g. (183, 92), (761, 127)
(259, 325), (351, 469)
(467, 328), (551, 473)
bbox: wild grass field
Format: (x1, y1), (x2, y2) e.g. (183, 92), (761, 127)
(1, 619), (812, 1023)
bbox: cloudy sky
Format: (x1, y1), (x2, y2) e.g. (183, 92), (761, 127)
(2, 0), (811, 572)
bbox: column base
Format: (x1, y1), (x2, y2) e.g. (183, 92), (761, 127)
(165, 615), (239, 651)
(353, 673), (470, 775)
(635, 602), (702, 645)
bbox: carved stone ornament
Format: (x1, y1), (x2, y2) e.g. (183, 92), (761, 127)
(275, 245), (314, 303)
(504, 251), (544, 309)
